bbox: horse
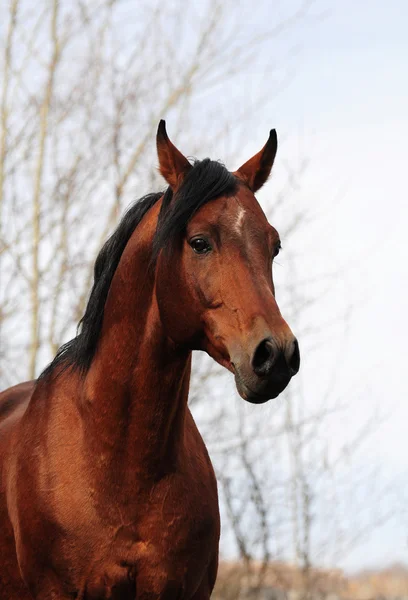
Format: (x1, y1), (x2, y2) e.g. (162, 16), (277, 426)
(0, 121), (300, 599)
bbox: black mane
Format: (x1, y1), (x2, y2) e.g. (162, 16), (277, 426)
(39, 158), (238, 379)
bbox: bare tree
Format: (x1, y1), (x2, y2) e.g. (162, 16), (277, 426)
(0, 3), (395, 600)
(0, 0), (314, 385)
(203, 239), (394, 599)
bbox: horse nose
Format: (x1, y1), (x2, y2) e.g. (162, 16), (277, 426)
(286, 338), (300, 375)
(251, 338), (277, 377)
(252, 337), (300, 377)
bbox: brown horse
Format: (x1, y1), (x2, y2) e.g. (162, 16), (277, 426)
(0, 122), (299, 599)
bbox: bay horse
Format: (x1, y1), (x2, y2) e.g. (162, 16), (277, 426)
(0, 122), (299, 599)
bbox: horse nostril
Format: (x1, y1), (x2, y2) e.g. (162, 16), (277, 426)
(287, 338), (300, 375)
(252, 338), (276, 377)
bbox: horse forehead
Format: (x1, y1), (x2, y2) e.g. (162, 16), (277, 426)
(234, 205), (246, 233)
(193, 188), (267, 230)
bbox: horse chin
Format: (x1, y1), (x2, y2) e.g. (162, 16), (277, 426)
(234, 372), (291, 404)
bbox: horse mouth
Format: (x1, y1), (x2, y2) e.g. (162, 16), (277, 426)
(233, 367), (291, 404)
(239, 384), (284, 404)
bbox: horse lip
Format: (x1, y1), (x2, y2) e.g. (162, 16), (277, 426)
(244, 387), (281, 404)
(233, 365), (291, 403)
(237, 378), (274, 401)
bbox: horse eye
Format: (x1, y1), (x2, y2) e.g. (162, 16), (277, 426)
(190, 238), (212, 254)
(274, 241), (282, 257)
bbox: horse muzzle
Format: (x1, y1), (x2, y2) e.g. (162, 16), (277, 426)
(232, 336), (300, 404)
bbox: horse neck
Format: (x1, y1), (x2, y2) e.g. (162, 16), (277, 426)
(82, 206), (192, 479)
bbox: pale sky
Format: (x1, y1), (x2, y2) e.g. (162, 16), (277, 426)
(254, 0), (408, 570)
(184, 0), (407, 572)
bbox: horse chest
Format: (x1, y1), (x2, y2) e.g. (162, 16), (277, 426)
(84, 568), (187, 600)
(83, 522), (216, 600)
(132, 478), (218, 570)
(83, 471), (219, 599)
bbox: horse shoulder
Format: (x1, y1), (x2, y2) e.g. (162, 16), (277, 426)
(0, 381), (36, 600)
(0, 381), (34, 427)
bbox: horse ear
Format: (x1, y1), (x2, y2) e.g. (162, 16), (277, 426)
(236, 129), (278, 193)
(156, 120), (192, 189)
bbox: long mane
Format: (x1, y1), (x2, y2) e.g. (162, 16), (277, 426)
(39, 158), (238, 379)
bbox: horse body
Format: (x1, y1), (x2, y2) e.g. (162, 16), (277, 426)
(0, 122), (299, 599)
(1, 370), (218, 599)
(1, 202), (219, 599)
(1, 381), (218, 600)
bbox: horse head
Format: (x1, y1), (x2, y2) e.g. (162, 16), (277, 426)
(154, 121), (299, 403)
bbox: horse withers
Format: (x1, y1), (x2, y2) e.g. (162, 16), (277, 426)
(0, 122), (299, 599)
